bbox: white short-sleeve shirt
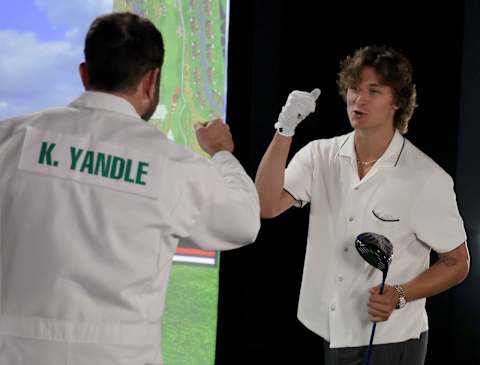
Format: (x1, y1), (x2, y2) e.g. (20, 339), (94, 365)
(284, 129), (466, 348)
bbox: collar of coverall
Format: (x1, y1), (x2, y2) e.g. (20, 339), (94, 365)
(69, 91), (141, 121)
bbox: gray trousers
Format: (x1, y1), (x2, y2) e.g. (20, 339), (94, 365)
(323, 331), (428, 365)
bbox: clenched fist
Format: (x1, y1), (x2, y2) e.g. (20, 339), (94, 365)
(195, 118), (234, 156)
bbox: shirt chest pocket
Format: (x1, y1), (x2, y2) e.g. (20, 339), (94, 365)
(368, 207), (403, 242)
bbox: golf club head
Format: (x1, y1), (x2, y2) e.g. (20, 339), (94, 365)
(355, 232), (393, 273)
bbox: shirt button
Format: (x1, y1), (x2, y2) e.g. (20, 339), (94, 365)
(344, 247), (349, 252)
(338, 276), (343, 282)
(330, 305), (336, 311)
(348, 217), (354, 222)
(354, 187), (359, 190)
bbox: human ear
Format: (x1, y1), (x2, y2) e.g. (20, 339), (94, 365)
(143, 68), (160, 100)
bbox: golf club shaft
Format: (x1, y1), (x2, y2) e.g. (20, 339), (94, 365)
(363, 279), (386, 365)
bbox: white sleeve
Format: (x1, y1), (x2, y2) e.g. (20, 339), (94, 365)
(177, 151), (260, 251)
(284, 142), (315, 208)
(410, 169), (467, 253)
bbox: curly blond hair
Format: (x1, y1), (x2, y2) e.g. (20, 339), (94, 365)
(337, 46), (417, 134)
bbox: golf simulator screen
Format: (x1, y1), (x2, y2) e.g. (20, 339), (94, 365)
(0, 1), (228, 363)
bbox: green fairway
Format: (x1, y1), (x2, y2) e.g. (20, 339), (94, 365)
(162, 263), (219, 365)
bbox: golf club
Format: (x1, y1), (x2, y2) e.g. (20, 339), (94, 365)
(355, 232), (393, 365)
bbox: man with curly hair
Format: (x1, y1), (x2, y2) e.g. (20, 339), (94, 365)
(255, 45), (469, 365)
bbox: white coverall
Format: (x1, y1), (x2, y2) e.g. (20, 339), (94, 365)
(0, 91), (260, 365)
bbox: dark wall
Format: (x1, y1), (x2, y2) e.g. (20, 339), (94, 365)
(217, 1), (478, 364)
(451, 0), (480, 363)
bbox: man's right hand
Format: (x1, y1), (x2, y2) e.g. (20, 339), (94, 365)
(195, 118), (234, 156)
(274, 88), (321, 137)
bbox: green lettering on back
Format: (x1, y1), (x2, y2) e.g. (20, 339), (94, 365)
(123, 159), (135, 183)
(70, 147), (83, 170)
(94, 153), (112, 177)
(80, 150), (94, 174)
(38, 142), (56, 166)
(135, 161), (149, 186)
(110, 156), (125, 180)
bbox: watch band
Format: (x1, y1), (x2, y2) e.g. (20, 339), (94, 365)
(394, 285), (407, 309)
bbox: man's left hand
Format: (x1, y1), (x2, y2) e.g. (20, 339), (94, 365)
(194, 118), (234, 156)
(367, 284), (399, 322)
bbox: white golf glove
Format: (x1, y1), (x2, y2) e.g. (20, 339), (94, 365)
(274, 88), (321, 137)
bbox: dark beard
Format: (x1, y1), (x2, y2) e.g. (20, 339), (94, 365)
(141, 100), (157, 121)
(141, 73), (161, 121)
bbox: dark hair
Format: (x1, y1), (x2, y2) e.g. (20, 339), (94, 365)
(337, 45), (417, 134)
(84, 12), (164, 92)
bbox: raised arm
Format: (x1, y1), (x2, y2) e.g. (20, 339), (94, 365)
(255, 89), (320, 218)
(255, 133), (295, 218)
(185, 118), (260, 250)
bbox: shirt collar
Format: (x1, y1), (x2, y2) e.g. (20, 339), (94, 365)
(338, 129), (405, 168)
(69, 91), (142, 121)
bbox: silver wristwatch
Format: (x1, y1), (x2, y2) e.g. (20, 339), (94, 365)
(394, 285), (407, 309)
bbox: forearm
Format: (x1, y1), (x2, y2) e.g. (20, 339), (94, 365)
(402, 243), (469, 302)
(190, 151), (260, 250)
(212, 150), (260, 223)
(368, 244), (469, 322)
(255, 132), (292, 217)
